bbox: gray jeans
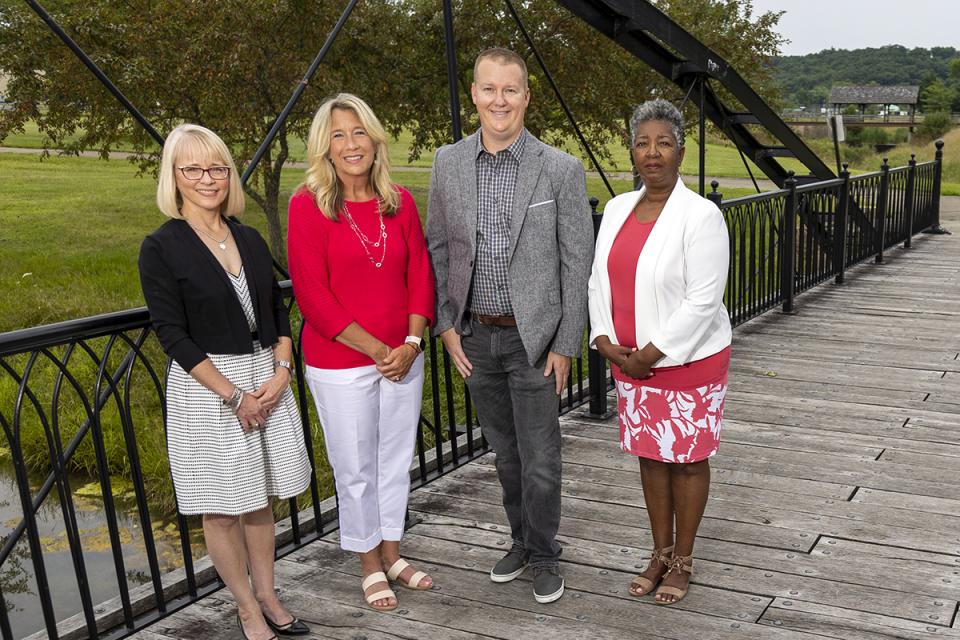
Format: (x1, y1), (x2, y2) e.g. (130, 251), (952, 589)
(461, 320), (563, 567)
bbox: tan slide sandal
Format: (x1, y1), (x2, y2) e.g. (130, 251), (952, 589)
(385, 558), (432, 590)
(361, 571), (397, 611)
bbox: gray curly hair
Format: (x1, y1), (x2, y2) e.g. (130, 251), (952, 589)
(629, 99), (685, 149)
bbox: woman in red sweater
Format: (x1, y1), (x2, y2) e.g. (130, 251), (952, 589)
(287, 94), (435, 612)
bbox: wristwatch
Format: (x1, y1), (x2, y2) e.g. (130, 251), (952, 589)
(404, 335), (425, 353)
(274, 359), (293, 373)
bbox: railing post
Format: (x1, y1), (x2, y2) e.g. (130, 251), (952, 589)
(904, 154), (916, 248)
(587, 196), (610, 418)
(874, 158), (890, 263)
(781, 172), (797, 314)
(707, 180), (723, 207)
(835, 163), (850, 284)
(923, 139), (950, 234)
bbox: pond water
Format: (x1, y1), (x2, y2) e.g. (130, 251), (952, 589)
(0, 463), (205, 639)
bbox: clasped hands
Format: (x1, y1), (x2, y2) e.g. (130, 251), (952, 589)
(596, 337), (656, 380)
(236, 368), (290, 432)
(374, 342), (418, 382)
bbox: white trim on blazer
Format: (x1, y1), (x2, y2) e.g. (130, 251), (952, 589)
(588, 179), (732, 368)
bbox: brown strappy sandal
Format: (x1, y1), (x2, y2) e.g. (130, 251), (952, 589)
(654, 553), (693, 605)
(629, 544), (673, 597)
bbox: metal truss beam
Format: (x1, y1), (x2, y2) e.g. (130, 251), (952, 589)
(553, 0), (836, 186)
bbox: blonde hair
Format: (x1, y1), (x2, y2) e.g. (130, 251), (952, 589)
(156, 124), (245, 219)
(304, 93), (399, 220)
(474, 47), (528, 88)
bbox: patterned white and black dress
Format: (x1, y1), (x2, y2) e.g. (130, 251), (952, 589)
(164, 267), (312, 515)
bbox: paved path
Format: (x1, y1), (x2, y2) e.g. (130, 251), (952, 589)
(126, 223), (960, 638)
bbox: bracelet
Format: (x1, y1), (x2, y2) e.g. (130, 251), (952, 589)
(274, 359), (293, 374)
(404, 335), (424, 353)
(222, 387), (243, 412)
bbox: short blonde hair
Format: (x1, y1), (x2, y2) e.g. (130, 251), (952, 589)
(304, 93), (399, 221)
(474, 47), (528, 88)
(156, 124), (244, 219)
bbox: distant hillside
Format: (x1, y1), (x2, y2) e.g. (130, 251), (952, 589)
(773, 45), (958, 107)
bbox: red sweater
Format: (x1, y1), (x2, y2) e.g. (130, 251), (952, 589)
(287, 186), (435, 369)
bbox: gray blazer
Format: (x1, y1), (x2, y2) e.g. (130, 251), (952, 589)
(426, 131), (595, 366)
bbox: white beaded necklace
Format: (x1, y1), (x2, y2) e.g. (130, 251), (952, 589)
(341, 199), (387, 268)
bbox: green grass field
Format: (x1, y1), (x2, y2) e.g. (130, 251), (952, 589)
(3, 126), (950, 334)
(8, 119), (956, 194)
(0, 153), (653, 332)
(1, 120), (811, 178)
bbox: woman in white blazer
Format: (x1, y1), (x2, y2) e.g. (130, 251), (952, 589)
(588, 99), (731, 605)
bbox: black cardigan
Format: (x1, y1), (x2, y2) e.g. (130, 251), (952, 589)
(138, 218), (291, 372)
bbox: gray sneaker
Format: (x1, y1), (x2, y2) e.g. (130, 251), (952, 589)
(490, 549), (529, 583)
(533, 566), (564, 603)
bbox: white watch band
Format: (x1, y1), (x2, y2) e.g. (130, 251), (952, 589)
(404, 335), (423, 352)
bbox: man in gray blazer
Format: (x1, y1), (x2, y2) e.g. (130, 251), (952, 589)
(426, 47), (594, 604)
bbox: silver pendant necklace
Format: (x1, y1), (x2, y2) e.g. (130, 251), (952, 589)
(188, 222), (230, 250)
(341, 200), (387, 268)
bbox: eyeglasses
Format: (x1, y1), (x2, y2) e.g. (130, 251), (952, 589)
(178, 166), (231, 181)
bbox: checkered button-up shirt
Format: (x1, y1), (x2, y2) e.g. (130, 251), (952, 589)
(469, 130), (527, 315)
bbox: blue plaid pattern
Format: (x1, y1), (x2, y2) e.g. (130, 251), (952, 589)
(470, 130), (527, 315)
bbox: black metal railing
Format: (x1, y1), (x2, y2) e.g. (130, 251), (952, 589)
(1, 142), (945, 639)
(709, 141), (944, 324)
(0, 286), (597, 640)
(717, 187), (788, 324)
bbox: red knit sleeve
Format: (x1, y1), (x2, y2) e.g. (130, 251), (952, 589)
(399, 188), (436, 325)
(287, 190), (355, 341)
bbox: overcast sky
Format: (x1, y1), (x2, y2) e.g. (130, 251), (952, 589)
(748, 1), (951, 56)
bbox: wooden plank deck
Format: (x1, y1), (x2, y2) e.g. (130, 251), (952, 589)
(135, 212), (960, 639)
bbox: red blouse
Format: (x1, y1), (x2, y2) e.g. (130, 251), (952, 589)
(607, 212), (729, 389)
(287, 186), (435, 369)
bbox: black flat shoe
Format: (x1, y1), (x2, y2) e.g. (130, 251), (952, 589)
(237, 614), (278, 640)
(263, 613), (310, 636)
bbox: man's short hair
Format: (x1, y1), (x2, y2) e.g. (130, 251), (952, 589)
(473, 47), (528, 88)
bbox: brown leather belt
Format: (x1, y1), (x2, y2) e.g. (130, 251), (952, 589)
(472, 313), (518, 327)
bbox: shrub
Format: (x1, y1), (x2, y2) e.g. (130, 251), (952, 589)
(846, 126), (890, 147)
(919, 112), (954, 140)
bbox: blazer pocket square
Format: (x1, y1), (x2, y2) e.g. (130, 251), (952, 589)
(528, 199), (555, 210)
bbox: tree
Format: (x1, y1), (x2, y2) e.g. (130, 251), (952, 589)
(0, 0), (409, 263)
(921, 78), (955, 113)
(948, 59), (960, 111)
(392, 0), (785, 168)
(1, 0), (786, 259)
(774, 46), (960, 107)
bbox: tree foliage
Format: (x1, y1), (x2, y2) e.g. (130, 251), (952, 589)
(1, 0), (785, 262)
(774, 45), (959, 109)
(394, 0), (784, 163)
(922, 79), (956, 114)
(0, 0), (408, 262)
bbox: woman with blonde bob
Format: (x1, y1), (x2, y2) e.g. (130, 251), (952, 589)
(287, 94), (435, 611)
(139, 124), (312, 639)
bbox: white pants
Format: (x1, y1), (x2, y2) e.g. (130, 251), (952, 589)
(304, 354), (424, 552)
